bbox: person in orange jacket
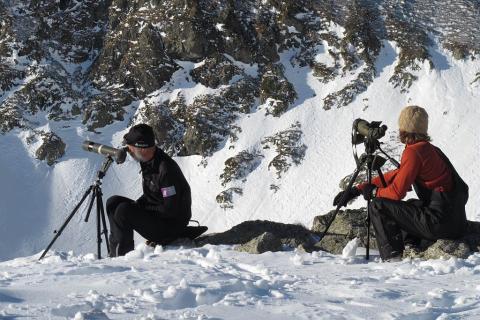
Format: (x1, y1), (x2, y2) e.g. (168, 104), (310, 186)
(333, 106), (468, 261)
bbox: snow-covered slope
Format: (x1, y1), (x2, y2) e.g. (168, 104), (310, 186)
(1, 244), (480, 319)
(1, 42), (479, 261)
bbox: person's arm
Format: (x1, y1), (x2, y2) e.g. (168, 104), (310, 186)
(145, 164), (181, 218)
(375, 148), (421, 200)
(357, 168), (399, 190)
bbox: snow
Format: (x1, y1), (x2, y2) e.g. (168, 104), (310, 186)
(1, 17), (480, 318)
(1, 247), (479, 319)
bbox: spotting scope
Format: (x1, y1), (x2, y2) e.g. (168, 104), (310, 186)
(82, 141), (127, 164)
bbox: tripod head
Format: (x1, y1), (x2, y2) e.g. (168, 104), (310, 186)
(97, 156), (114, 181)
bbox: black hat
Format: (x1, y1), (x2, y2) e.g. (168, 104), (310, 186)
(123, 124), (155, 148)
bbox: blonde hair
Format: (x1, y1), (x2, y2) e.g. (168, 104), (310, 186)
(399, 130), (431, 144)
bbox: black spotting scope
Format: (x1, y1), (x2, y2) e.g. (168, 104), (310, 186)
(82, 141), (127, 164)
(352, 119), (387, 145)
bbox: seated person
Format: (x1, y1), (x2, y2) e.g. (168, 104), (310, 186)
(334, 106), (468, 261)
(106, 124), (192, 257)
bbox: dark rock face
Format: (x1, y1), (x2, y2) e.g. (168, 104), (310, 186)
(220, 150), (264, 187)
(196, 220), (316, 249)
(215, 187), (243, 210)
(1, 0), (479, 212)
(261, 122), (307, 178)
(260, 64), (297, 117)
(29, 131), (66, 166)
(216, 149), (264, 208)
(190, 54), (241, 88)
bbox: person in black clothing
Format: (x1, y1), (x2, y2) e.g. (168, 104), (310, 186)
(106, 124), (192, 257)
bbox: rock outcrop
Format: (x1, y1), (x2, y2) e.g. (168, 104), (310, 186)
(311, 209), (480, 260)
(196, 220), (317, 250)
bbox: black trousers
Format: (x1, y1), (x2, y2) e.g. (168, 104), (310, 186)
(369, 198), (464, 260)
(106, 195), (188, 257)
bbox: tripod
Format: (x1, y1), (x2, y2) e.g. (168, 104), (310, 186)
(320, 138), (398, 260)
(39, 156), (113, 260)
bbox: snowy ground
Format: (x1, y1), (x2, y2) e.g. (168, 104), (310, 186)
(1, 245), (480, 319)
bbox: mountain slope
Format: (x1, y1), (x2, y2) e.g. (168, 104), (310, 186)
(0, 0), (479, 261)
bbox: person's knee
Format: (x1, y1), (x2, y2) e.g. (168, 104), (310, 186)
(113, 202), (134, 225)
(369, 198), (385, 215)
(106, 196), (123, 215)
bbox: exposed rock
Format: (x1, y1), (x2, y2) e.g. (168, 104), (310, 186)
(222, 76), (259, 114)
(82, 89), (133, 131)
(90, 20), (179, 99)
(472, 72), (480, 85)
(31, 131), (66, 166)
(0, 106), (22, 133)
(216, 187), (243, 209)
(1, 0), (479, 156)
(196, 220), (316, 249)
(312, 62), (337, 83)
(261, 122), (307, 178)
(190, 54), (241, 88)
(235, 232), (282, 254)
(216, 149), (263, 209)
(132, 75), (258, 159)
(385, 13), (431, 93)
(180, 76), (259, 157)
(133, 98), (185, 156)
(312, 208), (376, 254)
(182, 94), (240, 157)
(403, 221), (480, 260)
(322, 1), (381, 110)
(403, 239), (472, 260)
(260, 64), (297, 117)
(313, 208), (480, 259)
(220, 150), (263, 187)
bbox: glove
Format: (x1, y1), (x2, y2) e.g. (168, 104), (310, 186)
(333, 187), (361, 207)
(361, 183), (377, 201)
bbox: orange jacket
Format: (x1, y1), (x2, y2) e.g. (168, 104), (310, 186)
(358, 141), (453, 200)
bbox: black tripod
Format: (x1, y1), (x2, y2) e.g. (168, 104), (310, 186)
(39, 156), (113, 260)
(320, 138), (399, 260)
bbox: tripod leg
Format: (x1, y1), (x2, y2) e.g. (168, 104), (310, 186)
(95, 187), (102, 259)
(98, 195), (110, 257)
(377, 170), (387, 188)
(320, 162), (365, 241)
(84, 187), (97, 222)
(366, 169), (373, 260)
(39, 186), (93, 260)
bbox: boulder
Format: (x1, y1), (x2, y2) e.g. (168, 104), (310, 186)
(403, 221), (480, 260)
(235, 232), (282, 254)
(311, 208), (376, 254)
(312, 209), (480, 259)
(196, 220), (316, 250)
(33, 131), (66, 166)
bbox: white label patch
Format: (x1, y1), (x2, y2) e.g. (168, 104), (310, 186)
(161, 186), (176, 198)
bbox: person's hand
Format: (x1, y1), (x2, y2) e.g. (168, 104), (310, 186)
(333, 188), (361, 207)
(361, 183), (377, 201)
